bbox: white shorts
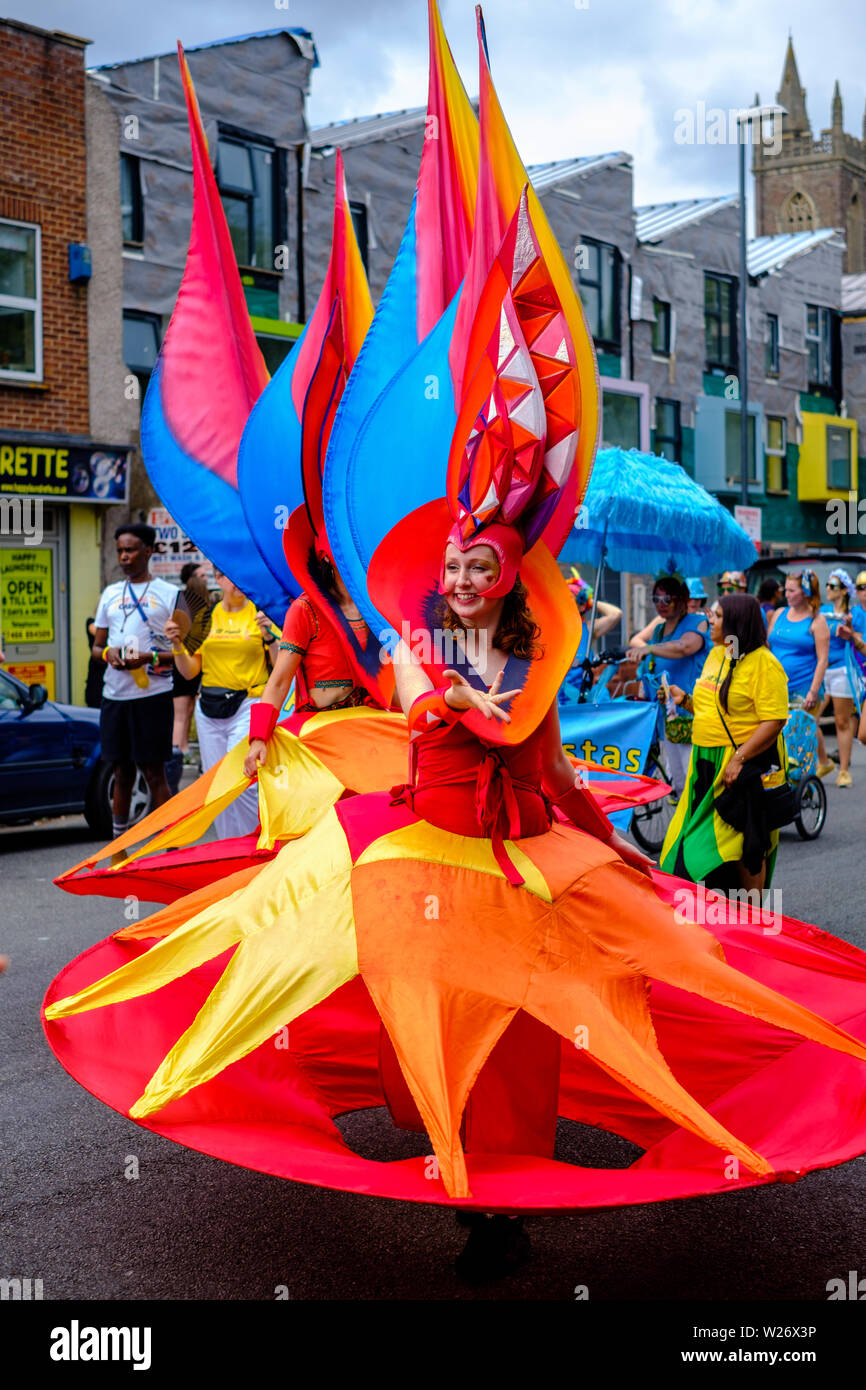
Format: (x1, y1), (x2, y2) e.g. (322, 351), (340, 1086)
(824, 665), (855, 699)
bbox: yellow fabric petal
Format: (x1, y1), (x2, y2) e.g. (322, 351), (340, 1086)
(256, 726), (344, 849)
(299, 707), (407, 738)
(130, 807), (357, 1116)
(356, 820), (552, 902)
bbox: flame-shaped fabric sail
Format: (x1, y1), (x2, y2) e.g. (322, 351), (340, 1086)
(325, 8), (597, 662)
(237, 150), (388, 703)
(238, 148), (373, 601)
(322, 0), (478, 637)
(140, 44), (291, 621)
(366, 192), (582, 745)
(447, 187), (580, 548)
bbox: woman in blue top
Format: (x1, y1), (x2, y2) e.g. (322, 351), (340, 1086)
(628, 573), (709, 796)
(767, 569), (831, 775)
(817, 568), (866, 787)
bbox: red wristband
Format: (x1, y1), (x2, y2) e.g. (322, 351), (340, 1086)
(552, 783), (614, 841)
(407, 687), (464, 734)
(248, 702), (279, 744)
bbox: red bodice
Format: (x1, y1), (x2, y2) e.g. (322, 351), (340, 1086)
(390, 720), (552, 885)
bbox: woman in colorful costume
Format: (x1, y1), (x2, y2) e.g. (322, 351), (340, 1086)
(44, 193), (866, 1281)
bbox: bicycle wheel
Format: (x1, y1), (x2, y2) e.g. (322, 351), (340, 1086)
(794, 775), (827, 840)
(630, 749), (678, 855)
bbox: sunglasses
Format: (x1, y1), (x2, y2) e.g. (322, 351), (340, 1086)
(857, 584), (866, 592)
(827, 582), (841, 590)
(652, 594), (674, 606)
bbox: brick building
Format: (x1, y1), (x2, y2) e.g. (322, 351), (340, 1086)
(0, 19), (135, 702)
(754, 38), (866, 275)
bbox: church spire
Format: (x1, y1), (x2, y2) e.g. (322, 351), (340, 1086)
(777, 36), (810, 136)
(832, 80), (843, 132)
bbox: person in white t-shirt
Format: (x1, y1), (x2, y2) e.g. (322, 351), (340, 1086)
(92, 524), (181, 839)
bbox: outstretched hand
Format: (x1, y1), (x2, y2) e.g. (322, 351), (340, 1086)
(442, 669), (520, 724)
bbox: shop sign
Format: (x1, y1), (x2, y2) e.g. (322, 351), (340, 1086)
(0, 547), (54, 642)
(147, 508), (207, 579)
(0, 438), (130, 503)
(3, 659), (55, 699)
(734, 504), (762, 554)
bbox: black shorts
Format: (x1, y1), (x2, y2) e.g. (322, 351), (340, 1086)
(100, 692), (174, 766)
(173, 666), (202, 698)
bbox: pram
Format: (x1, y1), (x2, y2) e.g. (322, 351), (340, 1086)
(783, 704), (827, 840)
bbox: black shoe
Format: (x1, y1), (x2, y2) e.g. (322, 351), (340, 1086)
(455, 1215), (531, 1283)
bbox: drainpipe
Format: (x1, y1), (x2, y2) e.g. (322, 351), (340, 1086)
(296, 144), (307, 323)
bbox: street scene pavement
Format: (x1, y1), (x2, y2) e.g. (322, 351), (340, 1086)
(3, 741), (865, 1303)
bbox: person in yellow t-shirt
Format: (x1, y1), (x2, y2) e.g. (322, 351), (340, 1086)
(165, 569), (277, 839)
(660, 593), (789, 892)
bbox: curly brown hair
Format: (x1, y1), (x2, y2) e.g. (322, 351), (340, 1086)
(435, 577), (543, 659)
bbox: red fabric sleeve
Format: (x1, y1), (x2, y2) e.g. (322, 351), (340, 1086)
(281, 597), (316, 654)
(407, 688), (464, 733)
(552, 783), (614, 841)
(248, 702), (279, 744)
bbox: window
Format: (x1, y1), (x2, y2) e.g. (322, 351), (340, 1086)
(121, 154), (143, 244)
(806, 304), (838, 391)
(781, 190), (816, 233)
(651, 298), (671, 356)
(724, 409), (757, 485)
(123, 311), (160, 395)
(349, 201), (369, 274)
(704, 272), (737, 373)
(765, 313), (779, 375)
(827, 425), (852, 490)
(0, 219), (41, 380)
(765, 415), (787, 492)
(654, 398), (681, 462)
(577, 239), (620, 350)
(601, 389), (640, 449)
(255, 333), (296, 375)
(217, 136), (278, 269)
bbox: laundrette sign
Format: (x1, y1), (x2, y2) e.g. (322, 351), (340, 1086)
(0, 438), (130, 502)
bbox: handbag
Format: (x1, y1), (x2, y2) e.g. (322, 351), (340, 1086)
(198, 686), (247, 719)
(714, 694), (796, 832)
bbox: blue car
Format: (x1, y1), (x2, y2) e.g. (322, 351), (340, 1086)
(0, 668), (180, 836)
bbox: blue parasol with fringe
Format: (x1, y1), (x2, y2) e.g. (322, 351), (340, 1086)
(563, 447), (757, 575)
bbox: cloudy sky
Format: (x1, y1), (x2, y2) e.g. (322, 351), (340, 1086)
(14, 0), (866, 206)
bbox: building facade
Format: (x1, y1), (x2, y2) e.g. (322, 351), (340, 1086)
(0, 19), (135, 703)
